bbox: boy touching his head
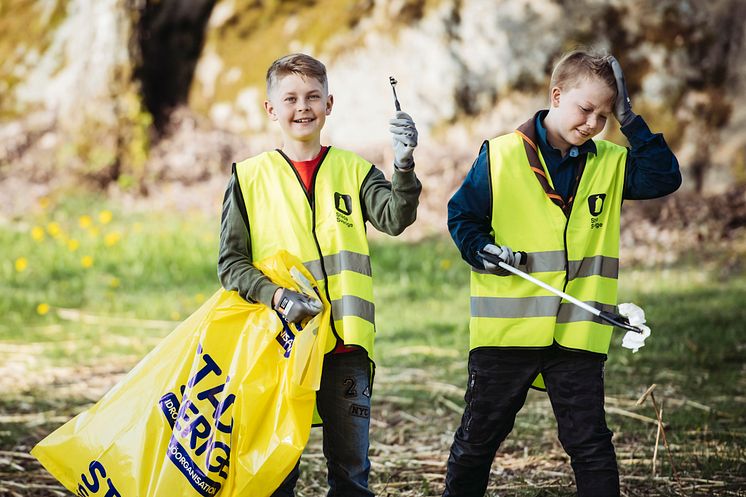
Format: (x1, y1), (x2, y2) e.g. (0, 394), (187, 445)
(218, 53), (421, 496)
(444, 51), (681, 497)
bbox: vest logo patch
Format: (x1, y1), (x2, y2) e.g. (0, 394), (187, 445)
(334, 192), (354, 228)
(588, 193), (606, 230)
(588, 194), (606, 216)
(335, 192), (353, 215)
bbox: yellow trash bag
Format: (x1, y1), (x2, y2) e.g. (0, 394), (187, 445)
(31, 250), (330, 497)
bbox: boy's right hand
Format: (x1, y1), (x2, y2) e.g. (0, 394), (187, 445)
(273, 288), (322, 324)
(481, 243), (520, 276)
(389, 111), (418, 171)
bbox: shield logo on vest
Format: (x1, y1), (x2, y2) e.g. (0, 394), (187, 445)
(588, 194), (606, 216)
(335, 193), (352, 215)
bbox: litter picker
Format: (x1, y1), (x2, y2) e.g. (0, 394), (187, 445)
(478, 250), (644, 334)
(389, 76), (401, 111)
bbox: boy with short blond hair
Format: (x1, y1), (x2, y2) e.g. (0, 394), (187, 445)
(219, 53), (421, 496)
(443, 50), (681, 497)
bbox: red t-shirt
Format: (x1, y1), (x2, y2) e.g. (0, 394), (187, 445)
(287, 146), (360, 355)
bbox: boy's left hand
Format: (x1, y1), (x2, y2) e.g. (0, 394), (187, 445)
(609, 56), (637, 127)
(389, 111), (418, 171)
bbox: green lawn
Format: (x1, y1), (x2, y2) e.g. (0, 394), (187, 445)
(0, 196), (744, 496)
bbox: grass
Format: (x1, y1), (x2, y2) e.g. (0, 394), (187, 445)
(0, 195), (744, 496)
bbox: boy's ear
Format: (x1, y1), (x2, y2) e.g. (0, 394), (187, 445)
(325, 94), (334, 115)
(264, 99), (278, 121)
(550, 86), (561, 108)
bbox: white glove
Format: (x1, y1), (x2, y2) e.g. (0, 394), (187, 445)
(389, 111), (418, 170)
(618, 302), (651, 353)
(481, 243), (520, 276)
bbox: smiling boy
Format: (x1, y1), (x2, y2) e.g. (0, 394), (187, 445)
(443, 51), (681, 496)
(218, 53), (422, 496)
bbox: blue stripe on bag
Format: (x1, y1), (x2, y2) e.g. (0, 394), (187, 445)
(166, 438), (222, 496)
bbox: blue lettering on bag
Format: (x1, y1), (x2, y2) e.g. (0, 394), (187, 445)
(159, 392), (181, 427)
(158, 349), (234, 494)
(276, 318), (297, 358)
(77, 461), (122, 497)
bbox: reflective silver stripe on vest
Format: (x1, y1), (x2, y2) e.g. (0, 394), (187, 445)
(556, 301), (617, 324)
(526, 250), (566, 273)
(471, 296), (561, 318)
(568, 256), (619, 280)
(471, 250), (566, 275)
(304, 250), (372, 282)
(331, 295), (375, 324)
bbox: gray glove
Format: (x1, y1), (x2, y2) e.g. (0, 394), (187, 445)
(273, 288), (322, 324)
(389, 111), (418, 171)
(609, 56), (637, 128)
(481, 243), (519, 276)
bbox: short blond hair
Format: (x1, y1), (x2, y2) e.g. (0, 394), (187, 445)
(550, 50), (617, 100)
(266, 53), (328, 96)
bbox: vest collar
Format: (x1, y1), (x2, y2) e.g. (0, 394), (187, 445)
(515, 113), (587, 218)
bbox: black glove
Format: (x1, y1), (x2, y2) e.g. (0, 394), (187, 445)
(609, 56), (637, 128)
(273, 288), (322, 324)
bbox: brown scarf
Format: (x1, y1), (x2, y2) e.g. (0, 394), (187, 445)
(515, 117), (586, 218)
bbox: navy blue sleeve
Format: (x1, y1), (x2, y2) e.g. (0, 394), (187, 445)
(447, 142), (494, 268)
(622, 115), (682, 200)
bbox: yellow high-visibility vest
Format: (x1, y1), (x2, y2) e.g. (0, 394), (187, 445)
(470, 131), (627, 361)
(235, 147), (376, 357)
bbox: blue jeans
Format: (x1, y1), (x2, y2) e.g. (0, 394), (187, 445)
(443, 345), (619, 497)
(272, 349), (375, 497)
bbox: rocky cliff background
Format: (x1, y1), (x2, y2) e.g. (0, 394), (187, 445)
(2, 0), (745, 247)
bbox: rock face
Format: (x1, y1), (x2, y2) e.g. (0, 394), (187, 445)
(2, 0), (151, 193)
(1, 0), (745, 223)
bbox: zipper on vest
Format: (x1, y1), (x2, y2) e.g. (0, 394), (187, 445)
(561, 159), (586, 292)
(277, 147), (345, 347)
(562, 218), (570, 292)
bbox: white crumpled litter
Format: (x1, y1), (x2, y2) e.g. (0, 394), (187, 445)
(618, 302), (651, 353)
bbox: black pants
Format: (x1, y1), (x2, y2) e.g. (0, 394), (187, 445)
(443, 345), (619, 497)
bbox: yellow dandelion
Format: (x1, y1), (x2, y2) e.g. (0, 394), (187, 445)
(46, 222), (62, 238)
(67, 239), (80, 252)
(31, 226), (45, 241)
(15, 257), (28, 272)
(37, 303), (50, 315)
(81, 255), (94, 268)
(98, 210), (113, 224)
(79, 215), (93, 228)
(37, 196), (51, 210)
(104, 231), (122, 247)
(170, 311), (181, 321)
(439, 258), (452, 270)
(87, 227), (100, 238)
(194, 293), (206, 304)
(109, 277), (121, 288)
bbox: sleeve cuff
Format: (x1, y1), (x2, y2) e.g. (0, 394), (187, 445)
(253, 279), (281, 308)
(621, 114), (654, 147)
